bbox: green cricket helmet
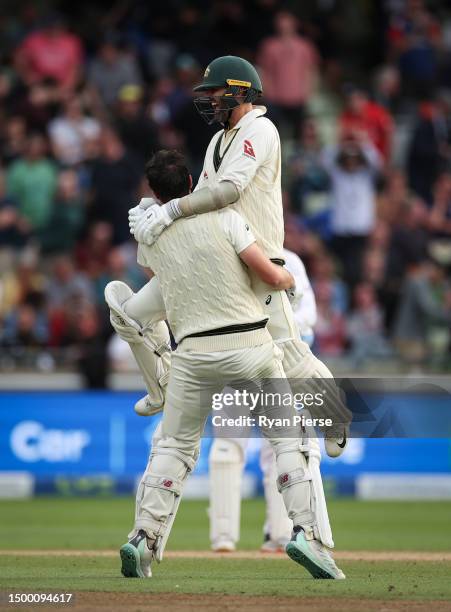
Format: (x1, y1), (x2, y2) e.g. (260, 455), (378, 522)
(193, 56), (263, 125)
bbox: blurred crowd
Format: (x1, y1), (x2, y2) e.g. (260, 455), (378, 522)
(0, 0), (451, 385)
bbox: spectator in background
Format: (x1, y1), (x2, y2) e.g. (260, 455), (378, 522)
(407, 93), (451, 204)
(0, 170), (31, 250)
(165, 54), (201, 119)
(48, 96), (100, 167)
(14, 12), (83, 92)
(313, 280), (347, 358)
(384, 198), (429, 329)
(310, 252), (348, 315)
(39, 170), (85, 255)
(7, 132), (58, 232)
(322, 131), (382, 288)
(76, 221), (113, 279)
(394, 257), (451, 366)
(428, 171), (451, 238)
(172, 57), (217, 180)
(88, 34), (142, 107)
(0, 116), (28, 165)
(339, 85), (394, 163)
(258, 10), (318, 138)
(66, 302), (109, 388)
(46, 255), (93, 311)
(387, 0), (441, 97)
(287, 118), (329, 217)
(378, 169), (412, 225)
(114, 85), (159, 166)
(347, 282), (392, 367)
(90, 127), (142, 246)
(373, 65), (402, 115)
(2, 303), (48, 349)
(93, 246), (144, 305)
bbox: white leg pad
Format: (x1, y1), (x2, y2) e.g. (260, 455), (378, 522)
(132, 437), (198, 561)
(209, 438), (244, 547)
(260, 439), (292, 543)
(280, 338), (352, 428)
(299, 409), (334, 549)
(105, 281), (171, 412)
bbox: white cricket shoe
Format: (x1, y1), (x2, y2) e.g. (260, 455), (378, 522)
(120, 530), (154, 578)
(211, 538), (236, 552)
(260, 534), (289, 553)
(286, 527), (346, 579)
(134, 394), (164, 417)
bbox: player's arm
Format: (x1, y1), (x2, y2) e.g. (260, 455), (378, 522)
(177, 121), (274, 216)
(222, 209), (294, 290)
(240, 244), (295, 290)
(132, 123), (274, 245)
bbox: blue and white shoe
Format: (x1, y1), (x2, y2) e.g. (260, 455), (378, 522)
(286, 527), (346, 579)
(120, 530), (154, 578)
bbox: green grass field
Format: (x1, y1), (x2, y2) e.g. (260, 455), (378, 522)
(0, 497), (450, 610)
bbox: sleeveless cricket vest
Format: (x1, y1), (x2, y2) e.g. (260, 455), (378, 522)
(140, 212), (265, 343)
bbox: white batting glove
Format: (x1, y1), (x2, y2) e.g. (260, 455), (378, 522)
(128, 198), (158, 235)
(133, 199), (181, 246)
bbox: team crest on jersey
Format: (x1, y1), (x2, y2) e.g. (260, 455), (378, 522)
(243, 139), (256, 160)
(203, 169), (208, 179)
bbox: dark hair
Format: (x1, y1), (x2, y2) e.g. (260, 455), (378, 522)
(145, 150), (190, 203)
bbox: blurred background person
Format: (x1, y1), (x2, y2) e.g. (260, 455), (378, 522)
(322, 130), (382, 288)
(258, 10), (319, 139)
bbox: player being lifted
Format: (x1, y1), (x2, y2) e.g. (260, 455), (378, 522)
(108, 149), (345, 580)
(108, 56), (350, 578)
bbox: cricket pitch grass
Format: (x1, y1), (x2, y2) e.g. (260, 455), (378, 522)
(0, 498), (450, 611)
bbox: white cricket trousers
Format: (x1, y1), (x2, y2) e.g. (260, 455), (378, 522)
(133, 328), (315, 541)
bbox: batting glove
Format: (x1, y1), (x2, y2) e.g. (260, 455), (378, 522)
(128, 197), (157, 235)
(133, 199), (181, 246)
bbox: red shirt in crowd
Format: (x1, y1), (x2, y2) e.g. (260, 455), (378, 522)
(17, 31), (83, 89)
(339, 101), (393, 163)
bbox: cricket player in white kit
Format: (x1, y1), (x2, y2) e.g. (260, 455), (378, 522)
(209, 248), (318, 554)
(111, 56), (349, 579)
(109, 150), (344, 580)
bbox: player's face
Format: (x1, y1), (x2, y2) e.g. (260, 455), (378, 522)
(193, 87), (234, 125)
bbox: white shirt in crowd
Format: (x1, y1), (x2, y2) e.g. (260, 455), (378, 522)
(321, 143), (382, 236)
(48, 116), (101, 165)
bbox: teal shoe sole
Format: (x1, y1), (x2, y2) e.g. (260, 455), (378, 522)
(120, 543), (145, 578)
(285, 541), (335, 579)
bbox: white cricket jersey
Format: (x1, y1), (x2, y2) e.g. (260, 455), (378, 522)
(195, 106), (284, 260)
(137, 209), (266, 343)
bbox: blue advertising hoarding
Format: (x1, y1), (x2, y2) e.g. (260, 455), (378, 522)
(0, 391), (450, 496)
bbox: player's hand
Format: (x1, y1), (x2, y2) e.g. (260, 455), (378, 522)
(128, 198), (158, 235)
(133, 200), (180, 245)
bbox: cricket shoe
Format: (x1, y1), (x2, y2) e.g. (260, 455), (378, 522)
(286, 527), (345, 579)
(135, 393), (165, 417)
(211, 538), (236, 552)
(324, 425), (349, 458)
(120, 530), (154, 578)
(260, 533), (288, 553)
